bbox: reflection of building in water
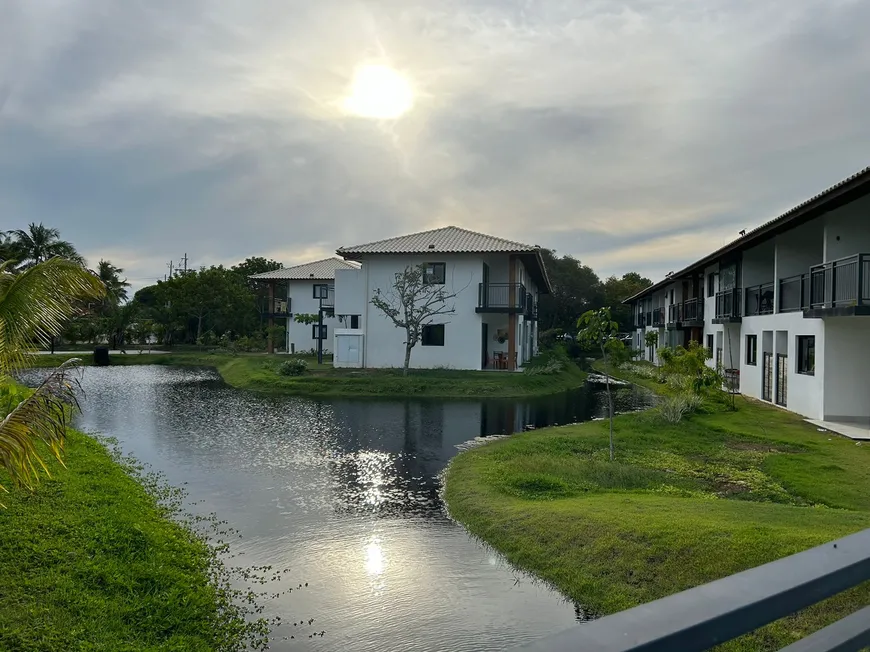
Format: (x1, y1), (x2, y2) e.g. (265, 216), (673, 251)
(325, 400), (482, 518)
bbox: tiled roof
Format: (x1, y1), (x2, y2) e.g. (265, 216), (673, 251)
(336, 226), (540, 256)
(624, 165), (870, 303)
(248, 257), (359, 281)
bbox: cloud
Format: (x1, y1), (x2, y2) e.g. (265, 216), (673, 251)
(1, 0), (869, 293)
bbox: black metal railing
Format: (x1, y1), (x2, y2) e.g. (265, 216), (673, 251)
(514, 528), (870, 652)
(809, 253), (870, 309)
(635, 314), (646, 329)
(779, 273), (810, 312)
(646, 311), (652, 326)
(652, 307), (665, 326)
(319, 288), (335, 309)
(477, 283), (526, 310)
(744, 282), (775, 316)
(524, 293), (538, 320)
(715, 288), (742, 320)
(667, 303), (681, 324)
(263, 298), (290, 315)
(682, 297), (703, 322)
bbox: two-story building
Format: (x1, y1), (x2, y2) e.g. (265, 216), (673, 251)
(330, 226), (550, 371)
(250, 258), (359, 354)
(626, 166), (870, 436)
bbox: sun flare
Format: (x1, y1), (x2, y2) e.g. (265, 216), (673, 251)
(343, 64), (413, 119)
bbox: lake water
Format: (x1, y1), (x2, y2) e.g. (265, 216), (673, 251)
(33, 365), (653, 651)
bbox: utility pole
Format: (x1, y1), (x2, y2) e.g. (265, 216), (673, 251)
(181, 253), (188, 275)
(167, 260), (174, 280)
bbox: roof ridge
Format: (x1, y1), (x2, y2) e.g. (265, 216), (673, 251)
(336, 225), (538, 253)
(284, 256), (355, 270)
(336, 225), (456, 252)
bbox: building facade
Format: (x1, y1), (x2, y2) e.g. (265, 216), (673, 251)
(332, 226), (550, 371)
(626, 166), (870, 433)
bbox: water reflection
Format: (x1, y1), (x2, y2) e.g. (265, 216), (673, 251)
(19, 366), (653, 652)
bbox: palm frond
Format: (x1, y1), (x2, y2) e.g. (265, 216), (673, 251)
(0, 257), (105, 376)
(0, 359), (83, 502)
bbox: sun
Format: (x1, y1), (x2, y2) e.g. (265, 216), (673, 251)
(343, 64), (413, 120)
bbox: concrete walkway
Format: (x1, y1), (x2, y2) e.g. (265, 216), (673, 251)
(806, 419), (870, 441)
(36, 350), (170, 355)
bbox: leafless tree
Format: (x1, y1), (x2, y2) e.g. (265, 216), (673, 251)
(370, 264), (458, 375)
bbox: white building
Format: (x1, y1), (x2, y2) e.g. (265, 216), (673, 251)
(330, 226), (551, 371)
(250, 258), (359, 354)
(626, 166), (870, 436)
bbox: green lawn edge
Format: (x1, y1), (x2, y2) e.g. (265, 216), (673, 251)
(443, 363), (870, 651)
(0, 428), (240, 652)
(28, 349), (587, 399)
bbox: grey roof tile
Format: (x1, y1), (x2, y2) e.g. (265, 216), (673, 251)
(249, 257), (359, 281)
(336, 226), (539, 256)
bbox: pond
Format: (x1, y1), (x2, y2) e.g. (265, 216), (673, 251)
(38, 365), (654, 651)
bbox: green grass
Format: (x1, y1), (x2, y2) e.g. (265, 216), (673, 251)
(443, 367), (870, 650)
(29, 348), (587, 399)
(0, 426), (240, 651)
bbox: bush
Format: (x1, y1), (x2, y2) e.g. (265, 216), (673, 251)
(278, 358), (308, 376)
(654, 392), (703, 424)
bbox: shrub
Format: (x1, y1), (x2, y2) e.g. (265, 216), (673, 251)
(524, 358), (565, 375)
(278, 358), (308, 376)
(654, 392), (704, 424)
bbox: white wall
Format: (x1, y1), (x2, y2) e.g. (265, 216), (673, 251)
(775, 220), (824, 278)
(823, 194), (870, 261)
(823, 318), (870, 421)
(356, 253), (538, 370)
(334, 269), (365, 316)
(287, 279), (340, 354)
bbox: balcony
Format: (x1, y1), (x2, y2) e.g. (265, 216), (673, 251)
(806, 253), (870, 317)
(635, 314), (646, 329)
(682, 298), (704, 325)
(744, 282), (774, 317)
(778, 273), (810, 313)
(652, 307), (665, 327)
(476, 283), (526, 313)
(523, 292), (538, 321)
(713, 288), (742, 323)
(262, 298), (290, 316)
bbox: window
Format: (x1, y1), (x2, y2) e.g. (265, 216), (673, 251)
(312, 324), (327, 340)
(746, 335), (757, 366)
(706, 334), (714, 356)
(313, 283), (329, 299)
(797, 336), (815, 375)
(423, 262), (446, 285)
(421, 324), (445, 346)
(707, 273), (716, 297)
(350, 315), (360, 329)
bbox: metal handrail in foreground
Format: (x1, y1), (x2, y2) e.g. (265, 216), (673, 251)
(514, 528), (870, 652)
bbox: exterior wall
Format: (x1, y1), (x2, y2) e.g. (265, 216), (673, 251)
(823, 318), (870, 422)
(823, 194), (870, 261)
(287, 279), (340, 354)
(352, 253), (540, 370)
(742, 240), (775, 287)
(334, 269), (365, 316)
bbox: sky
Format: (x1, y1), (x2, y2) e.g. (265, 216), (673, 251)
(1, 0), (869, 292)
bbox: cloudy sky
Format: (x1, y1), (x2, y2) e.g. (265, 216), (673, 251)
(2, 0), (868, 291)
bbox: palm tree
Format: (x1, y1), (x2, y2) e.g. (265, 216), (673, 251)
(0, 258), (105, 497)
(0, 232), (18, 264)
(9, 223), (84, 269)
(97, 259), (131, 305)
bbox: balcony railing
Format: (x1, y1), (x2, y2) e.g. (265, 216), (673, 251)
(477, 283), (526, 311)
(515, 527), (870, 652)
(263, 298), (290, 316)
(682, 297), (703, 323)
(744, 282), (774, 316)
(667, 303), (681, 324)
(523, 293), (538, 320)
(652, 307), (665, 327)
(779, 273), (810, 312)
(809, 253), (870, 309)
(714, 288), (742, 320)
(635, 314), (646, 329)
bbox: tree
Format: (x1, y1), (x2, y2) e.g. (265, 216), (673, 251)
(644, 330), (659, 360)
(0, 232), (18, 265)
(370, 264), (458, 375)
(537, 249), (603, 332)
(602, 272), (653, 331)
(96, 259), (131, 306)
(577, 307), (621, 461)
(0, 258), (105, 495)
(8, 223), (84, 269)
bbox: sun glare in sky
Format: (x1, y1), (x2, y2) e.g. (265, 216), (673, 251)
(343, 64), (414, 119)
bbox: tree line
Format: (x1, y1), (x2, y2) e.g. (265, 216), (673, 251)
(1, 224), (652, 351)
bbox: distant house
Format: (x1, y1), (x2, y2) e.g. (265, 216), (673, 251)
(250, 258), (359, 354)
(625, 166), (870, 436)
(331, 226), (551, 371)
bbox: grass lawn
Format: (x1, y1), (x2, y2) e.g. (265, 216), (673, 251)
(443, 365), (870, 650)
(29, 348), (587, 399)
(0, 426), (243, 652)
